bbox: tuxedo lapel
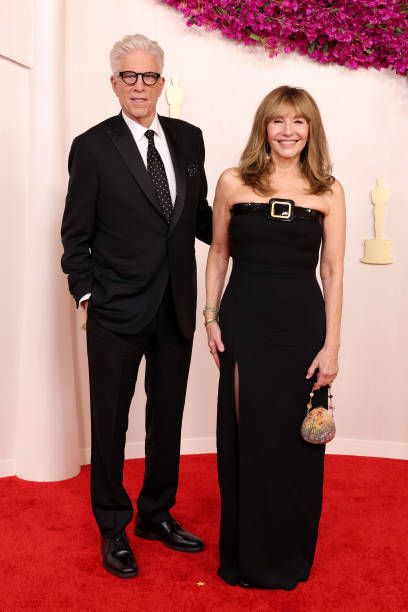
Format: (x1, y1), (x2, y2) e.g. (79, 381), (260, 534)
(159, 116), (187, 234)
(105, 114), (166, 220)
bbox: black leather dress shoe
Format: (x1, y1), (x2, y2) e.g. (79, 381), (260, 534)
(101, 530), (138, 578)
(135, 516), (204, 552)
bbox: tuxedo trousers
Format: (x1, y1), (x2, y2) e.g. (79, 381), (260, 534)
(86, 285), (193, 538)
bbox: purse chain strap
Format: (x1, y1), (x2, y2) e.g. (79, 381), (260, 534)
(307, 384), (334, 414)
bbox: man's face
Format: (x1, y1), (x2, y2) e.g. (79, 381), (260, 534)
(111, 50), (164, 127)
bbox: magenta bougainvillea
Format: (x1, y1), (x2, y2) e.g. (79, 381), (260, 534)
(161, 0), (408, 75)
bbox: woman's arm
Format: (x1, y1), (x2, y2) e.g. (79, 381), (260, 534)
(205, 170), (235, 368)
(307, 179), (346, 390)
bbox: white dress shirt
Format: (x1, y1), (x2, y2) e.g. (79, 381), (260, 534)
(122, 112), (177, 204)
(80, 112), (177, 306)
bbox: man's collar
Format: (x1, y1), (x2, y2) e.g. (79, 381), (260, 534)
(121, 111), (163, 142)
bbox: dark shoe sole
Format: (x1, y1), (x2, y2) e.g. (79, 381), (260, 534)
(102, 561), (138, 578)
(134, 528), (204, 552)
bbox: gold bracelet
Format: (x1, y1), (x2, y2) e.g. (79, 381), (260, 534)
(203, 305), (219, 316)
(204, 317), (219, 327)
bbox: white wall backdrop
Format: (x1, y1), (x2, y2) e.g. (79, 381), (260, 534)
(1, 0), (407, 479)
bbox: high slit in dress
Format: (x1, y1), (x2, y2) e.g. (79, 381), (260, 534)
(216, 201), (328, 590)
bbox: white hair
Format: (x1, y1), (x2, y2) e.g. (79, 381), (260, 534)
(110, 33), (164, 74)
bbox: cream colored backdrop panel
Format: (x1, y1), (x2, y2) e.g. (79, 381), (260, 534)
(0, 57), (28, 477)
(1, 0), (407, 479)
(1, 0), (80, 480)
(66, 0), (408, 462)
(0, 0), (34, 67)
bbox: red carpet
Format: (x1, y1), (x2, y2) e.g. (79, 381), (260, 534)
(0, 454), (407, 611)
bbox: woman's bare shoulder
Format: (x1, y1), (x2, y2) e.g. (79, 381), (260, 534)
(217, 167), (241, 186)
(322, 178), (346, 218)
(330, 178), (345, 199)
(214, 167), (243, 203)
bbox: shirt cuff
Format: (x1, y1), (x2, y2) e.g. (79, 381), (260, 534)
(79, 293), (91, 305)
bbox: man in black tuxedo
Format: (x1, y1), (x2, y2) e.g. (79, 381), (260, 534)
(61, 34), (212, 578)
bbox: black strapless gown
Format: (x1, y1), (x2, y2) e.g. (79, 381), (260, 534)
(217, 202), (328, 590)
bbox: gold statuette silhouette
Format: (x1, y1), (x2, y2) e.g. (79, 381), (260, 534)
(361, 177), (393, 264)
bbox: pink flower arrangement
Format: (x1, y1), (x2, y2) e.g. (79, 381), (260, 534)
(160, 0), (408, 75)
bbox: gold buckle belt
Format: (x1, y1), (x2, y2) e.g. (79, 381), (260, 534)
(269, 198), (294, 221)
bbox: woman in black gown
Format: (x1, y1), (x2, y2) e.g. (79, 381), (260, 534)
(205, 86), (345, 590)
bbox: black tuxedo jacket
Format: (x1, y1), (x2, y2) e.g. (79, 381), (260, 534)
(61, 113), (212, 338)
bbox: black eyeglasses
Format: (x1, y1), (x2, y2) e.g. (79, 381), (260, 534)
(114, 71), (161, 86)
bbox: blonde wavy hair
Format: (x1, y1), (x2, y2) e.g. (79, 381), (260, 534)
(239, 86), (334, 195)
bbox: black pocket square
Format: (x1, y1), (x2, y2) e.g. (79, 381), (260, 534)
(187, 163), (198, 177)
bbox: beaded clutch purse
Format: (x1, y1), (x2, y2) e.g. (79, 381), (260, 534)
(300, 386), (336, 444)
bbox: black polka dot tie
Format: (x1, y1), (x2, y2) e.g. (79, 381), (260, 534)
(145, 129), (173, 223)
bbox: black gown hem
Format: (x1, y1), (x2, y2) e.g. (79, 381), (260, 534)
(217, 565), (310, 590)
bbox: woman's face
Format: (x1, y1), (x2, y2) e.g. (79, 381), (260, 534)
(266, 106), (309, 162)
